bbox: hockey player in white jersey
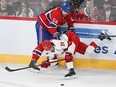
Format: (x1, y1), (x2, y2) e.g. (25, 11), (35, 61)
(29, 29), (110, 79)
(42, 39), (77, 79)
(29, 39), (77, 78)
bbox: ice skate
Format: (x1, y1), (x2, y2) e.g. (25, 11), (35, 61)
(65, 68), (77, 79)
(29, 60), (40, 71)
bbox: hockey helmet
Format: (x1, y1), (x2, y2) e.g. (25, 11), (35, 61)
(61, 1), (70, 12)
(42, 40), (52, 51)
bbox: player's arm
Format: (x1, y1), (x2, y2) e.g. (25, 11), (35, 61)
(47, 17), (60, 39)
(64, 13), (75, 32)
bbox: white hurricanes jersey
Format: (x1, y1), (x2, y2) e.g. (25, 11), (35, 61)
(51, 39), (68, 54)
(45, 39), (75, 59)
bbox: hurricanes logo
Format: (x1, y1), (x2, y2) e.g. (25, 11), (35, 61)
(60, 42), (65, 46)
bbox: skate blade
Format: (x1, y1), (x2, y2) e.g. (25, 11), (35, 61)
(27, 68), (40, 73)
(65, 75), (77, 80)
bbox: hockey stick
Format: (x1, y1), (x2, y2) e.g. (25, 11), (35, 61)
(76, 29), (116, 38)
(5, 59), (65, 72)
(77, 33), (116, 37)
(78, 33), (116, 40)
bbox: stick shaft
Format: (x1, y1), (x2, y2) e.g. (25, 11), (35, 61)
(5, 59), (65, 72)
(77, 33), (116, 37)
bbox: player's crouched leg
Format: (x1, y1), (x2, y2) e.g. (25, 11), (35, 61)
(52, 55), (59, 66)
(85, 41), (98, 54)
(64, 53), (77, 79)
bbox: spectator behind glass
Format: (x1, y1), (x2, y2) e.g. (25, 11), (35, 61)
(94, 0), (104, 10)
(16, 0), (34, 17)
(111, 9), (116, 22)
(111, 0), (116, 9)
(8, 0), (20, 13)
(70, 0), (90, 20)
(99, 0), (116, 22)
(0, 0), (15, 16)
(34, 0), (53, 16)
(79, 0), (100, 21)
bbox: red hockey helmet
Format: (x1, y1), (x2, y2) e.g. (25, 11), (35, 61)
(42, 40), (52, 51)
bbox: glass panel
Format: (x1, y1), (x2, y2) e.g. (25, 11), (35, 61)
(72, 0), (116, 22)
(0, 0), (63, 17)
(0, 0), (115, 22)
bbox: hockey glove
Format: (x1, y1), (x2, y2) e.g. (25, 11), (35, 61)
(53, 32), (60, 39)
(98, 33), (106, 41)
(68, 27), (75, 32)
(29, 60), (40, 71)
(41, 60), (51, 68)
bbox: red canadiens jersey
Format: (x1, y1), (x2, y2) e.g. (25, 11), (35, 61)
(37, 7), (74, 35)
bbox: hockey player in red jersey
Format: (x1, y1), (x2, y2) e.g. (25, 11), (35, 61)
(35, 1), (74, 44)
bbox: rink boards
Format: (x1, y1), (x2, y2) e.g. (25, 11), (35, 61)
(0, 17), (116, 70)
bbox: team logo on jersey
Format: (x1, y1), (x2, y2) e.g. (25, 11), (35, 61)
(52, 18), (58, 24)
(60, 42), (65, 46)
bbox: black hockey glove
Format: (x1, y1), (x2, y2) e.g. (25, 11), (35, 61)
(98, 30), (111, 41)
(53, 32), (60, 39)
(68, 27), (75, 32)
(98, 33), (106, 41)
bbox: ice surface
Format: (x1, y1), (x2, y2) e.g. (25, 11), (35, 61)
(0, 63), (116, 87)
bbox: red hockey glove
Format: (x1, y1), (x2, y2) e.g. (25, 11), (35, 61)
(41, 60), (51, 68)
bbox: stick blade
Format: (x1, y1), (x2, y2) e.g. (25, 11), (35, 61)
(5, 67), (15, 72)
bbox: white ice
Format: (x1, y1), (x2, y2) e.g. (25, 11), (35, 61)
(0, 63), (116, 87)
